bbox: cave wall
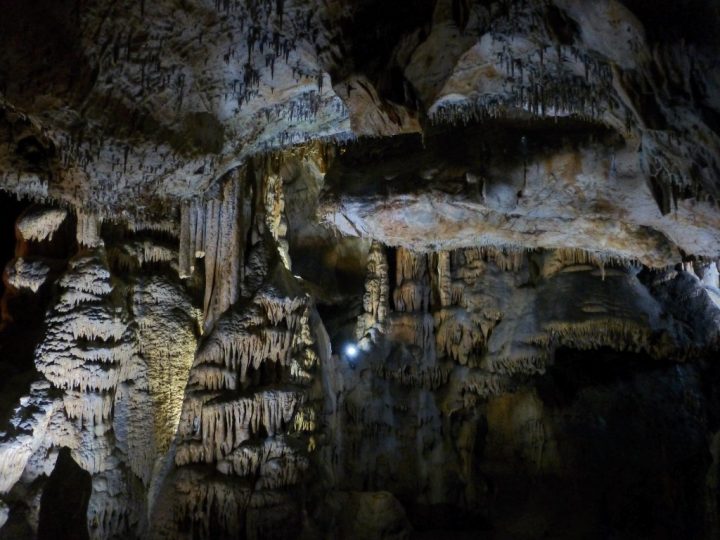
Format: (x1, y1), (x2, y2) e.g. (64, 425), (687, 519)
(319, 244), (720, 539)
(0, 1), (718, 539)
(0, 147), (718, 539)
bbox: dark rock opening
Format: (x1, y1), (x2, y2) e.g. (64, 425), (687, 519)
(37, 448), (91, 540)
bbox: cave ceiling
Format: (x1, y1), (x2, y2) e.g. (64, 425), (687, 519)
(1, 1), (720, 539)
(0, 0), (718, 264)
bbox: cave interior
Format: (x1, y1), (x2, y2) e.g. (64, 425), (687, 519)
(0, 1), (720, 539)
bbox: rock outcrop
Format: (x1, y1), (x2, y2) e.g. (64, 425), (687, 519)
(0, 1), (719, 539)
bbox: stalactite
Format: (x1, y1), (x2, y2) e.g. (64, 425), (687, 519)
(191, 198), (206, 258)
(172, 470), (252, 538)
(459, 245), (528, 273)
(390, 313), (436, 354)
(179, 202), (193, 278)
(126, 218), (178, 236)
(553, 247), (637, 274)
(201, 171), (246, 332)
(36, 252), (137, 392)
(76, 210), (103, 248)
(5, 1), (720, 535)
(16, 207), (68, 243)
(455, 369), (509, 407)
(62, 391), (114, 428)
(394, 248), (431, 313)
(356, 241), (389, 344)
(436, 251), (452, 308)
(434, 307), (484, 365)
(264, 173), (291, 269)
(193, 306), (296, 384)
(172, 233), (321, 539)
(107, 239), (177, 272)
(483, 354), (547, 376)
(543, 319), (655, 355)
(5, 257), (50, 293)
(203, 197), (220, 321)
(372, 360), (453, 390)
(187, 390), (302, 462)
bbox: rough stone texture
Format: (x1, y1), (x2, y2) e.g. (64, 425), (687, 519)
(320, 129), (720, 266)
(0, 502), (7, 530)
(0, 1), (719, 539)
(321, 491), (412, 540)
(16, 208), (68, 244)
(318, 245), (720, 539)
(0, 0), (352, 215)
(5, 258), (51, 294)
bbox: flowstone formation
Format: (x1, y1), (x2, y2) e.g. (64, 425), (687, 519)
(0, 209), (200, 539)
(0, 1), (719, 539)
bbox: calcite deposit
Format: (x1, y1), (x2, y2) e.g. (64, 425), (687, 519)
(0, 1), (719, 539)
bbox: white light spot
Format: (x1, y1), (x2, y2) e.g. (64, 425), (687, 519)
(344, 344), (358, 359)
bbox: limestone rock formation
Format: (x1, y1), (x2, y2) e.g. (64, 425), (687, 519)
(0, 1), (719, 539)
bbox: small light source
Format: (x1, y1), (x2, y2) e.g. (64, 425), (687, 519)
(343, 343), (359, 359)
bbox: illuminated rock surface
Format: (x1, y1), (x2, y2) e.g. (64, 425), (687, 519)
(0, 1), (719, 539)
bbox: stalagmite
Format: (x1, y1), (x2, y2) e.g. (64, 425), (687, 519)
(17, 237), (162, 538)
(0, 381), (58, 494)
(171, 242), (321, 538)
(0, 1), (720, 538)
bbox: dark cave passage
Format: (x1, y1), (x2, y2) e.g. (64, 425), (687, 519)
(37, 448), (91, 540)
(0, 193), (34, 429)
(0, 191), (27, 299)
(482, 346), (717, 540)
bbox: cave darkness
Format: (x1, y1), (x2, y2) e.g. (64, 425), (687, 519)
(0, 193), (26, 299)
(0, 0), (719, 539)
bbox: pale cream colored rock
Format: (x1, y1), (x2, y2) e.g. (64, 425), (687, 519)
(356, 241), (389, 345)
(0, 3), (719, 537)
(321, 145), (720, 267)
(16, 207), (68, 243)
(179, 171), (247, 331)
(0, 1), (352, 214)
(265, 173), (292, 269)
(132, 277), (198, 457)
(0, 500), (8, 530)
(75, 211), (103, 248)
(334, 76), (420, 137)
(170, 257), (321, 538)
(0, 381), (59, 495)
(5, 257), (50, 293)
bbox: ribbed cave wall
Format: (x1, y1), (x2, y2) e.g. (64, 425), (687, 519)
(0, 0), (719, 539)
(0, 149), (718, 540)
(317, 244), (720, 539)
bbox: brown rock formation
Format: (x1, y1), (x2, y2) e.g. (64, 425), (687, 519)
(0, 1), (719, 539)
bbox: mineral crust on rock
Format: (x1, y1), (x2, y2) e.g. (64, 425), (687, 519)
(0, 1), (719, 539)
